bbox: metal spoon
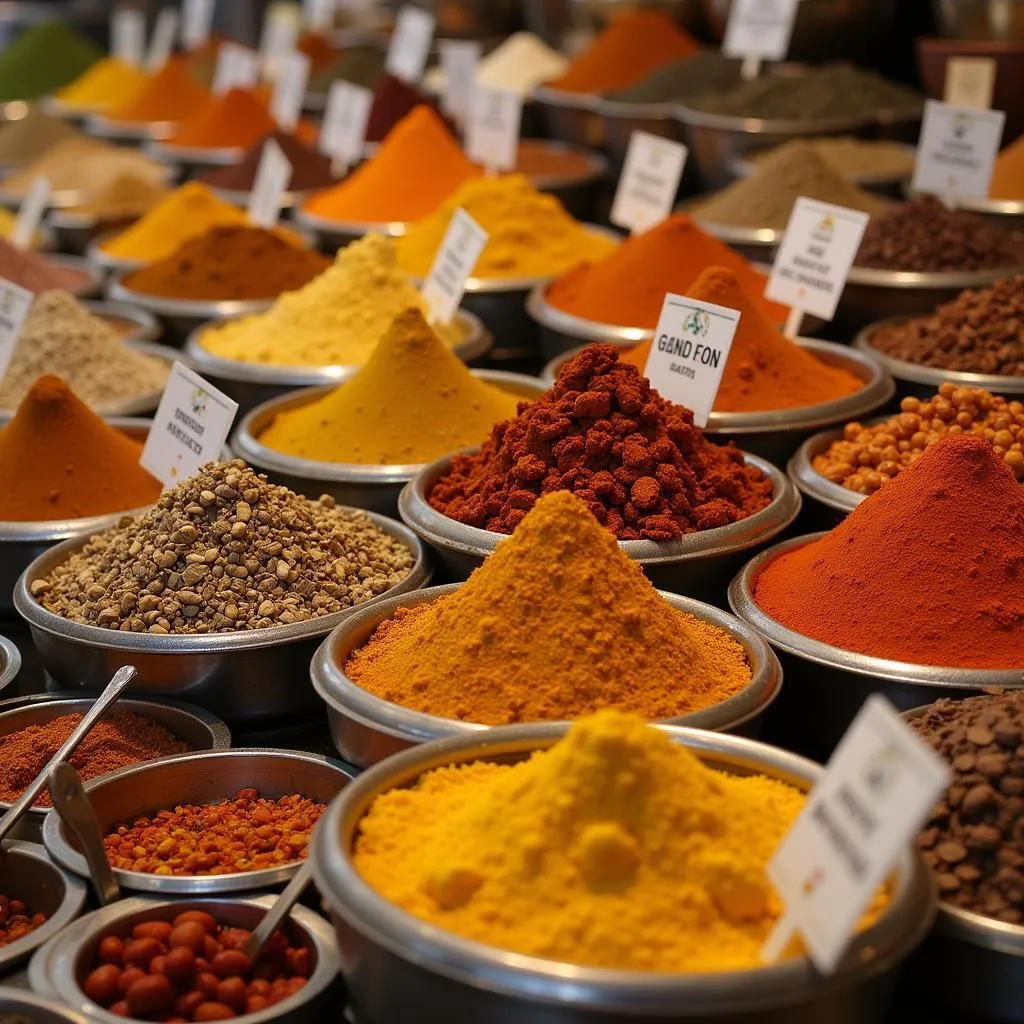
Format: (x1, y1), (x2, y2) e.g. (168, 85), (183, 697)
(243, 860), (313, 962)
(48, 761), (121, 906)
(0, 665), (137, 844)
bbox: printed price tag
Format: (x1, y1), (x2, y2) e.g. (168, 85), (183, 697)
(182, 0), (216, 50)
(944, 57), (997, 111)
(0, 278), (34, 384)
(763, 695), (948, 974)
(439, 39), (481, 125)
(11, 176), (50, 251)
(723, 0), (798, 75)
(247, 137), (293, 228)
(320, 80), (373, 173)
(304, 0), (336, 31)
(146, 7), (179, 71)
(385, 6), (435, 84)
(270, 50), (311, 132)
(610, 130), (688, 235)
(466, 87), (522, 174)
(212, 43), (260, 95)
(643, 293), (739, 427)
(140, 363), (239, 488)
(765, 198), (869, 330)
(260, 3), (301, 81)
(111, 8), (146, 67)
(421, 208), (488, 325)
(912, 99), (1005, 200)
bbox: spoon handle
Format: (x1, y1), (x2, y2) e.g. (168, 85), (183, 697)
(243, 860), (313, 962)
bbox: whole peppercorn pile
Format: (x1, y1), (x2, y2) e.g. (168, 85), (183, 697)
(0, 894), (46, 948)
(104, 789), (325, 876)
(428, 344), (773, 540)
(30, 460), (414, 634)
(912, 691), (1024, 924)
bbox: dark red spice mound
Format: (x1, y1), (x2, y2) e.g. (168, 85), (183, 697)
(427, 343), (774, 540)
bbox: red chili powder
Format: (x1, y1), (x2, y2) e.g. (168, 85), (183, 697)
(427, 343), (773, 540)
(753, 434), (1024, 669)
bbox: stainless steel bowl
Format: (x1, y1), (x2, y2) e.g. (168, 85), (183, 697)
(596, 98), (687, 167)
(0, 165), (173, 212)
(42, 255), (102, 299)
(43, 748), (352, 895)
(292, 206), (408, 249)
(312, 722), (935, 1024)
(84, 114), (177, 143)
(13, 510), (431, 723)
(532, 84), (605, 149)
(81, 299), (160, 345)
(786, 421), (869, 526)
(45, 206), (125, 255)
(146, 139), (245, 172)
(28, 894), (340, 1023)
(728, 533), (1024, 759)
(0, 841), (87, 974)
(232, 371), (545, 514)
(689, 213), (781, 263)
(931, 0), (1024, 40)
(730, 146), (917, 197)
(184, 307), (493, 416)
(519, 140), (610, 221)
(210, 185), (323, 212)
(0, 988), (91, 1022)
(311, 581), (782, 768)
(85, 229), (146, 275)
(853, 317), (1024, 398)
(0, 632), (21, 697)
(399, 449), (800, 601)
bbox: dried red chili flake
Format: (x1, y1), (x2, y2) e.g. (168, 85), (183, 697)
(428, 344), (773, 540)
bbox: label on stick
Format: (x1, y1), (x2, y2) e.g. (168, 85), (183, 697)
(439, 39), (481, 125)
(212, 43), (260, 95)
(944, 57), (997, 110)
(0, 278), (34, 384)
(146, 7), (179, 71)
(765, 198), (869, 323)
(643, 293), (739, 427)
(722, 0), (798, 64)
(319, 80), (373, 172)
(140, 363), (239, 489)
(421, 208), (488, 325)
(764, 695), (948, 974)
(182, 0), (216, 50)
(466, 86), (523, 173)
(270, 50), (311, 132)
(111, 8), (146, 67)
(610, 130), (687, 235)
(304, 0), (336, 32)
(260, 3), (300, 81)
(385, 6), (435, 84)
(11, 176), (50, 251)
(912, 99), (1005, 200)
(247, 137), (293, 228)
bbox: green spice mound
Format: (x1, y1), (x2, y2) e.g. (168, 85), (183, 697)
(0, 21), (101, 101)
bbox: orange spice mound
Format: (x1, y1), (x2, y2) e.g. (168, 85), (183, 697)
(169, 86), (318, 149)
(991, 135), (1024, 201)
(106, 57), (209, 123)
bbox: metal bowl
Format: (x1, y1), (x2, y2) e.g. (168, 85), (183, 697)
(81, 299), (160, 345)
(0, 165), (173, 213)
(85, 229), (146, 275)
(0, 841), (87, 975)
(13, 510), (431, 723)
(312, 722), (934, 1024)
(210, 185), (323, 212)
(399, 449), (800, 601)
(292, 207), (407, 250)
(595, 98), (686, 167)
(728, 533), (1024, 760)
(83, 114), (177, 143)
(518, 139), (610, 221)
(0, 695), (230, 841)
(786, 421), (871, 528)
(28, 894), (340, 1024)
(0, 632), (21, 697)
(146, 139), (244, 174)
(38, 255), (102, 300)
(232, 370), (545, 514)
(532, 84), (605, 149)
(311, 581), (782, 768)
(43, 748), (352, 895)
(184, 307), (493, 416)
(853, 317), (1024, 398)
(689, 213), (781, 262)
(0, 988), (91, 1022)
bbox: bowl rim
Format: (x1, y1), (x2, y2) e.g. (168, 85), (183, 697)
(526, 281), (654, 345)
(786, 420), (876, 515)
(292, 205), (409, 239)
(84, 113), (178, 141)
(729, 142), (918, 186)
(532, 83), (604, 110)
(80, 298), (160, 340)
(673, 101), (874, 135)
(0, 632), (21, 690)
(145, 138), (245, 165)
(107, 272), (278, 319)
(845, 264), (1024, 289)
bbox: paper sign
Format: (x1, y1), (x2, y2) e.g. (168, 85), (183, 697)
(764, 695), (948, 974)
(320, 80), (372, 172)
(610, 130), (688, 235)
(247, 138), (293, 228)
(146, 7), (179, 71)
(466, 87), (523, 173)
(439, 39), (481, 125)
(140, 363), (239, 488)
(912, 99), (1005, 199)
(0, 278), (34, 384)
(765, 198), (869, 325)
(111, 8), (146, 67)
(212, 43), (260, 95)
(12, 176), (50, 251)
(723, 0), (798, 64)
(182, 0), (216, 50)
(304, 0), (336, 31)
(421, 208), (488, 325)
(944, 57), (997, 111)
(270, 50), (311, 132)
(260, 3), (300, 81)
(643, 293), (739, 427)
(385, 6), (435, 84)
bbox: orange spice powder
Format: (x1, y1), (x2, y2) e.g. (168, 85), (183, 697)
(106, 56), (210, 124)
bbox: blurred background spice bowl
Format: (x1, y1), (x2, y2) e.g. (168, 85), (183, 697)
(0, 162), (174, 212)
(0, 988), (91, 1023)
(145, 140), (244, 176)
(232, 372), (546, 516)
(311, 722), (933, 1024)
(83, 114), (176, 144)
(532, 84), (605, 149)
(12, 513), (431, 724)
(85, 230), (146, 275)
(596, 98), (687, 167)
(292, 207), (408, 250)
(211, 185), (321, 213)
(941, 195), (1024, 231)
(42, 748), (352, 896)
(518, 140), (610, 221)
(0, 632), (21, 696)
(398, 450), (800, 601)
(687, 211), (781, 263)
(80, 300), (160, 346)
(46, 255), (101, 299)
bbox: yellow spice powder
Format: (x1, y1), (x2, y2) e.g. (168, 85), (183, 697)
(396, 173), (618, 279)
(258, 307), (520, 465)
(55, 56), (149, 111)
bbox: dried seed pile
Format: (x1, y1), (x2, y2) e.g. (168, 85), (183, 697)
(31, 460), (414, 634)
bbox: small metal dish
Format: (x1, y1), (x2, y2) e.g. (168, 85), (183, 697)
(311, 581), (782, 768)
(0, 633), (20, 697)
(84, 114), (177, 143)
(399, 449), (800, 601)
(532, 84), (605, 149)
(596, 98), (687, 167)
(689, 213), (781, 262)
(311, 722), (934, 1024)
(232, 370), (545, 514)
(0, 987), (91, 1022)
(14, 510), (430, 723)
(28, 894), (340, 1023)
(293, 206), (408, 249)
(81, 299), (160, 344)
(44, 748), (351, 895)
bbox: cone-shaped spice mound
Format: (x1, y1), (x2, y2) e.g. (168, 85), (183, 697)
(754, 434), (1024, 668)
(346, 491), (752, 723)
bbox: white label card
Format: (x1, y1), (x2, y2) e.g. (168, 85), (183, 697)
(12, 176), (50, 251)
(320, 80), (373, 170)
(643, 293), (739, 427)
(304, 0), (336, 32)
(944, 57), (997, 111)
(764, 695), (948, 974)
(439, 39), (481, 124)
(270, 50), (311, 132)
(421, 208), (488, 325)
(247, 138), (293, 228)
(0, 278), (34, 385)
(466, 87), (522, 173)
(212, 43), (260, 95)
(610, 131), (688, 235)
(912, 99), (1005, 200)
(722, 0), (799, 62)
(182, 0), (216, 50)
(111, 8), (146, 67)
(260, 3), (300, 81)
(765, 198), (870, 324)
(146, 7), (179, 71)
(385, 6), (435, 83)
(140, 363), (239, 489)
